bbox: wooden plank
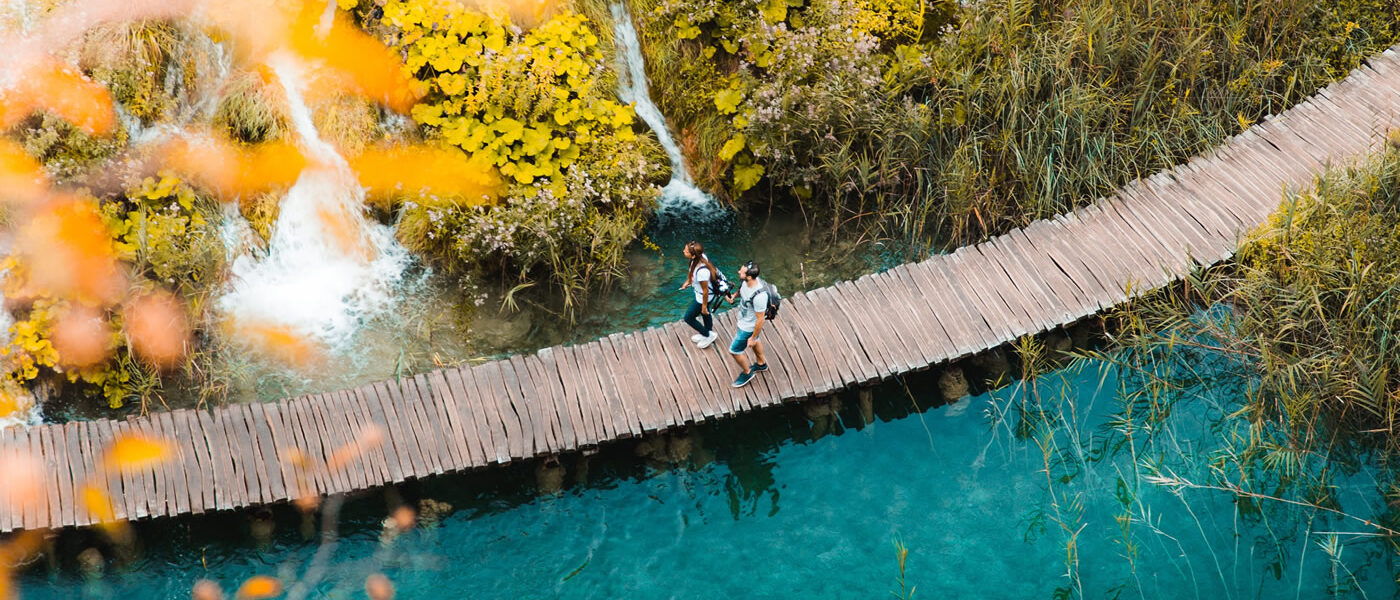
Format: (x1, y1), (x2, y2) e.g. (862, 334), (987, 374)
(336, 388), (383, 483)
(846, 277), (919, 373)
(425, 370), (474, 469)
(63, 422), (91, 526)
(454, 366), (511, 462)
(403, 375), (451, 472)
(245, 403), (287, 502)
(809, 286), (880, 384)
(920, 259), (1003, 353)
(345, 390), (392, 483)
(113, 420), (152, 520)
(593, 336), (645, 434)
(282, 398), (326, 496)
(37, 426), (61, 528)
(305, 394), (348, 493)
(613, 332), (675, 432)
(783, 292), (850, 392)
(498, 357), (546, 455)
(374, 381), (428, 479)
(871, 269), (943, 368)
(49, 425), (76, 528)
(768, 296), (828, 396)
(221, 407), (263, 505)
(364, 383), (414, 478)
(535, 347), (588, 443)
(996, 231), (1084, 326)
(261, 403), (304, 502)
(323, 391), (370, 487)
(446, 367), (506, 464)
(358, 385), (405, 481)
(193, 411), (232, 511)
(659, 324), (719, 419)
(560, 344), (612, 442)
(895, 263), (976, 359)
(641, 326), (703, 420)
(155, 411), (192, 518)
(790, 291), (861, 389)
(825, 282), (898, 378)
(980, 237), (1066, 332)
(474, 362), (528, 459)
(176, 410), (213, 515)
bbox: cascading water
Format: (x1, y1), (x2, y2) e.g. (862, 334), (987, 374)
(217, 55), (410, 349)
(610, 2), (720, 219)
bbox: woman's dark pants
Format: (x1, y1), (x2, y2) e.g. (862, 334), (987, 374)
(683, 300), (712, 336)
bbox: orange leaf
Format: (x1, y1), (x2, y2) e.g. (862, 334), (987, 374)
(51, 303), (112, 368)
(0, 139), (48, 205)
(158, 136), (306, 199)
(14, 198), (125, 304)
(287, 9), (420, 112)
(0, 449), (43, 517)
(235, 575), (283, 600)
(104, 433), (173, 473)
(233, 321), (322, 367)
(123, 291), (190, 368)
(365, 573), (395, 600)
(192, 579), (225, 600)
(349, 147), (502, 204)
(81, 484), (116, 523)
(0, 57), (115, 136)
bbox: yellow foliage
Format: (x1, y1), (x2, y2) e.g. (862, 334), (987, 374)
(105, 433), (174, 472)
(383, 0), (634, 189)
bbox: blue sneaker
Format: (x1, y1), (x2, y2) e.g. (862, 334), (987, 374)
(732, 370), (756, 388)
(751, 362), (768, 373)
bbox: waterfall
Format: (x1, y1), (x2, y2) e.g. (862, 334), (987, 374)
(609, 2), (720, 219)
(217, 54), (410, 349)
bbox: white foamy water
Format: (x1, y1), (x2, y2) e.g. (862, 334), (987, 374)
(610, 2), (720, 219)
(218, 55), (410, 348)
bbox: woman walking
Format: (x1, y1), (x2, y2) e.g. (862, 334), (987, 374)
(679, 240), (720, 348)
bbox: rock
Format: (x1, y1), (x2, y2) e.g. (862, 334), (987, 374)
(938, 367), (969, 402)
(1069, 322), (1094, 350)
(535, 457), (565, 495)
(858, 388), (874, 425)
(972, 349), (1011, 384)
(665, 431), (693, 464)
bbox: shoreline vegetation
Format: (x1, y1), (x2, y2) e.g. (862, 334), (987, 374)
(0, 0), (1397, 413)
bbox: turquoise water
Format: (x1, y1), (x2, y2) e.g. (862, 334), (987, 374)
(16, 360), (1397, 598)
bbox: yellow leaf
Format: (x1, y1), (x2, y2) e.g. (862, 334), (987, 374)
(718, 133), (746, 162)
(105, 433), (173, 472)
(733, 162), (764, 191)
(82, 484), (116, 522)
(714, 88), (745, 114)
(236, 575), (284, 600)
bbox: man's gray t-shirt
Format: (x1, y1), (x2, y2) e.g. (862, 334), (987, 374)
(737, 279), (769, 332)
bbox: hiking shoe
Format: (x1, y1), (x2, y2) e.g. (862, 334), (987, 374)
(690, 333), (705, 343)
(732, 370), (756, 388)
(751, 362), (768, 373)
(697, 332), (719, 349)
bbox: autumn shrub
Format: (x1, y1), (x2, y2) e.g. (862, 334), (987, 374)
(0, 178), (220, 409)
(375, 0), (665, 304)
(637, 0), (1400, 248)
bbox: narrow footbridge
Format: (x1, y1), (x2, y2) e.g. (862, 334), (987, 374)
(5, 48), (1400, 533)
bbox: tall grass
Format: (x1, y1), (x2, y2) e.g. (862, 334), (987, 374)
(633, 0), (1400, 252)
(1084, 146), (1400, 540)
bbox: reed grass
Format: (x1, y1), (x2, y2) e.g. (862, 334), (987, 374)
(632, 0), (1400, 252)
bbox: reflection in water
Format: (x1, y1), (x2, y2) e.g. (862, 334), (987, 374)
(19, 354), (1396, 598)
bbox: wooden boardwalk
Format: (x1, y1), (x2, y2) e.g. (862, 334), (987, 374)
(5, 48), (1400, 533)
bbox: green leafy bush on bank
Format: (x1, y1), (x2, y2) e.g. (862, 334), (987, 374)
(638, 0), (1400, 246)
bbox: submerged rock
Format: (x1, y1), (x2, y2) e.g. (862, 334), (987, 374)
(938, 367), (969, 402)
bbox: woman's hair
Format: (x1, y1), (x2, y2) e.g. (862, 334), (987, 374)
(686, 240), (719, 287)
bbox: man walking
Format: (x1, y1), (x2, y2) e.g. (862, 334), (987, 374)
(726, 261), (770, 388)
